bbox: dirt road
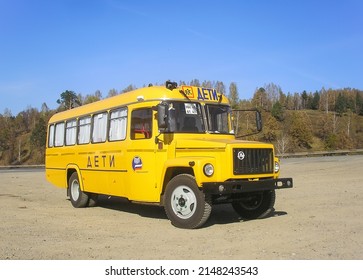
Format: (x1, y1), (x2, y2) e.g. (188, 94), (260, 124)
(0, 155), (362, 260)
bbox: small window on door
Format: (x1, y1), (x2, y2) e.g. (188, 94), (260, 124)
(131, 108), (152, 140)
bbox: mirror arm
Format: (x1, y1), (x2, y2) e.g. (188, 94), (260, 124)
(232, 108), (262, 138)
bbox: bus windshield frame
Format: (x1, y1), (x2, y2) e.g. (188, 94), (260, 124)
(161, 101), (234, 135)
(205, 104), (234, 135)
(164, 101), (205, 133)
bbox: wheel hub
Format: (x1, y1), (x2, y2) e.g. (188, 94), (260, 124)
(71, 180), (80, 201)
(178, 196), (186, 207)
(171, 185), (197, 219)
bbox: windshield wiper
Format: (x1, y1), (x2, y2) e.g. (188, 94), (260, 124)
(179, 89), (191, 101)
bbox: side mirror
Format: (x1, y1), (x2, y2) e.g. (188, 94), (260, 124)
(232, 109), (263, 138)
(157, 103), (168, 129)
(157, 103), (176, 132)
(256, 110), (262, 132)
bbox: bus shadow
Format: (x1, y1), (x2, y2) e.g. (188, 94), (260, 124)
(95, 195), (168, 220)
(93, 196), (288, 227)
(204, 204), (288, 227)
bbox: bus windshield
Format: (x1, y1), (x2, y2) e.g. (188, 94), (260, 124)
(167, 101), (205, 133)
(205, 104), (234, 134)
(162, 102), (233, 134)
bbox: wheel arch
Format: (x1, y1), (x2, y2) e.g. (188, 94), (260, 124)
(159, 166), (195, 206)
(66, 164), (83, 196)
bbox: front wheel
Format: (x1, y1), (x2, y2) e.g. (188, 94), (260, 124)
(69, 172), (89, 208)
(232, 190), (276, 220)
(164, 174), (212, 229)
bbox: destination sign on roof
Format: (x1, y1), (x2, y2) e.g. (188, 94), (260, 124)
(182, 86), (221, 102)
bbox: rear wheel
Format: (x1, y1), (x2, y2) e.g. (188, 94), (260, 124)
(69, 172), (89, 208)
(232, 190), (275, 220)
(164, 174), (212, 229)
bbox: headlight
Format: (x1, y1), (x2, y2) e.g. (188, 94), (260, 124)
(203, 163), (214, 177)
(274, 161), (280, 173)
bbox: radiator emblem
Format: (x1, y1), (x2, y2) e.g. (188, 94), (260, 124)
(237, 151), (245, 160)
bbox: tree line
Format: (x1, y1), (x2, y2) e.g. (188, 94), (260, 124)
(1, 80), (363, 165)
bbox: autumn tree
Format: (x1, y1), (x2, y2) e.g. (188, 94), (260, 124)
(301, 90), (308, 109)
(284, 93), (295, 110)
(276, 132), (291, 155)
(190, 79), (201, 86)
(0, 110), (16, 163)
(202, 80), (213, 88)
(57, 90), (81, 110)
(335, 92), (348, 116)
(41, 103), (49, 114)
(311, 91), (320, 110)
(228, 82), (239, 109)
(317, 113), (334, 140)
(271, 101), (285, 121)
(292, 92), (302, 110)
(262, 115), (280, 142)
(30, 117), (46, 160)
(215, 81), (226, 95)
(107, 88), (118, 98)
(264, 82), (281, 109)
(287, 111), (313, 149)
(121, 84), (136, 93)
(83, 90), (102, 105)
(0, 113), (11, 152)
(355, 92), (363, 115)
(251, 87), (269, 111)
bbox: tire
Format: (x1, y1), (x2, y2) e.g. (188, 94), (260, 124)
(232, 190), (276, 220)
(164, 174), (212, 229)
(69, 172), (89, 208)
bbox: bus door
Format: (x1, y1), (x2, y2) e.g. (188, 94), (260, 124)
(125, 107), (159, 202)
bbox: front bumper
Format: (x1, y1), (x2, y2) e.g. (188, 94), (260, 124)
(202, 178), (293, 194)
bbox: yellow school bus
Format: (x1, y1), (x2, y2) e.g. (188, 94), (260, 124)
(46, 81), (292, 229)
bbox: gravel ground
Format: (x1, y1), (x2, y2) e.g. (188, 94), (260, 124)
(0, 155), (362, 260)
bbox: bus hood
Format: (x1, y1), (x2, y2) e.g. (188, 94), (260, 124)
(175, 137), (273, 150)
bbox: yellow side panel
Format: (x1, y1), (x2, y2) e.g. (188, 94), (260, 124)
(45, 168), (67, 189)
(124, 148), (159, 202)
(78, 150), (127, 197)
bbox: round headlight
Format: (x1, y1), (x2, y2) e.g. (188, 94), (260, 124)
(203, 164), (214, 177)
(274, 161), (280, 173)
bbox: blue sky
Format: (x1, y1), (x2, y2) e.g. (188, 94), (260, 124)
(1, 0), (362, 115)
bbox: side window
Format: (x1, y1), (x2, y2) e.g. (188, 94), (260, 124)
(54, 122), (65, 147)
(48, 124), (55, 148)
(109, 108), (127, 141)
(78, 116), (91, 144)
(92, 112), (108, 143)
(131, 108), (152, 140)
(207, 105), (230, 133)
(65, 119), (77, 146)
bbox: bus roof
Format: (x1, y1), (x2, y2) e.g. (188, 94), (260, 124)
(49, 84), (230, 123)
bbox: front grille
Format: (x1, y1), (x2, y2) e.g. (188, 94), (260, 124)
(233, 148), (273, 175)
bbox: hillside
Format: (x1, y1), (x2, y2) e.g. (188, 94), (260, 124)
(258, 110), (363, 155)
(1, 81), (363, 165)
(1, 108), (362, 166)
